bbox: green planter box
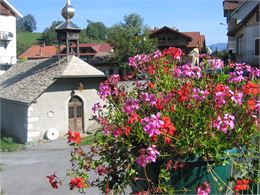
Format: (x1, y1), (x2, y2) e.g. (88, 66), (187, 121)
(131, 149), (237, 194)
(170, 159), (232, 194)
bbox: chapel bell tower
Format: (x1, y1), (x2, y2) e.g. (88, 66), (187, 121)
(55, 0), (80, 59)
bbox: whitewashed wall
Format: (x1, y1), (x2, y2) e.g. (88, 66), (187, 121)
(27, 78), (103, 142)
(0, 15), (17, 65)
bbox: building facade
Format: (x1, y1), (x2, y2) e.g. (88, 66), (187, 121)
(149, 26), (206, 65)
(0, 56), (105, 143)
(0, 0), (22, 72)
(224, 0), (260, 65)
(0, 0), (106, 143)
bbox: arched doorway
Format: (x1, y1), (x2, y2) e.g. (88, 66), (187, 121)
(68, 96), (84, 132)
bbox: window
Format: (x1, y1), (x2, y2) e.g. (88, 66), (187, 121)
(236, 35), (243, 55)
(69, 107), (74, 118)
(255, 39), (260, 56)
(256, 10), (259, 22)
(109, 68), (114, 75)
(76, 106), (82, 117)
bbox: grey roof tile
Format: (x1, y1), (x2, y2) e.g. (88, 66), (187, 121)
(0, 56), (105, 104)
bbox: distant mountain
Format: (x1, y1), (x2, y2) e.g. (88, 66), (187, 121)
(208, 43), (227, 52)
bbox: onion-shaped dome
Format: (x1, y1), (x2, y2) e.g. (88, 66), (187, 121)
(61, 0), (75, 21)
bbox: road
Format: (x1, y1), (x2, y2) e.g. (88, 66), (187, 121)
(0, 139), (102, 195)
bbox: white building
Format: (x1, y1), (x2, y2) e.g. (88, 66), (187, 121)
(0, 56), (105, 143)
(0, 0), (23, 74)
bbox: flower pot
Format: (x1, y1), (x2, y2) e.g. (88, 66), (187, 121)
(170, 159), (232, 194)
(131, 149), (237, 194)
(131, 161), (161, 193)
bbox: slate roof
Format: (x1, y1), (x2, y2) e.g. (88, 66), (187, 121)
(0, 56), (105, 104)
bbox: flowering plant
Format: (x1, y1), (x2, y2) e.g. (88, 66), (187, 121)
(48, 48), (260, 194)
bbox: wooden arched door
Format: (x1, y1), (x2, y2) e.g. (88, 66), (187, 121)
(68, 96), (84, 132)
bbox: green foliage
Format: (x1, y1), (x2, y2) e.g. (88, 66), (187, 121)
(38, 21), (63, 46)
(17, 14), (37, 32)
(80, 132), (102, 146)
(0, 137), (25, 152)
(107, 13), (158, 65)
(17, 32), (42, 55)
(211, 49), (229, 64)
(85, 20), (107, 41)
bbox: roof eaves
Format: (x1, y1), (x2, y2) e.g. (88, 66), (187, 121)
(150, 26), (192, 41)
(228, 3), (259, 36)
(0, 97), (30, 105)
(2, 0), (23, 18)
(230, 0), (248, 17)
(56, 75), (106, 79)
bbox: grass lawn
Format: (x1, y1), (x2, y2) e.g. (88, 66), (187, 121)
(17, 32), (42, 55)
(0, 137), (25, 152)
(80, 132), (102, 146)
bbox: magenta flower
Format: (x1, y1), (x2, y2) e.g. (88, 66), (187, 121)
(212, 114), (235, 134)
(92, 103), (102, 116)
(136, 145), (160, 167)
(113, 128), (122, 138)
(152, 50), (162, 59)
(173, 66), (182, 77)
(108, 74), (120, 84)
(251, 67), (260, 78)
(140, 92), (157, 106)
(231, 92), (243, 106)
(196, 182), (211, 195)
(123, 99), (140, 114)
(192, 88), (209, 101)
(141, 112), (164, 137)
(182, 64), (194, 77)
(229, 72), (245, 83)
(214, 86), (232, 108)
(146, 145), (160, 162)
(211, 58), (224, 70)
(128, 54), (150, 68)
(98, 82), (111, 100)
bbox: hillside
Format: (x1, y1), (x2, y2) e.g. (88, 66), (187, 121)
(17, 32), (42, 56)
(208, 43), (227, 52)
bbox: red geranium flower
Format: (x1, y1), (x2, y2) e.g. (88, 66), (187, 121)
(69, 177), (85, 190)
(46, 173), (61, 189)
(163, 47), (183, 60)
(247, 99), (256, 111)
(128, 113), (139, 125)
(67, 131), (81, 144)
(233, 179), (250, 192)
(148, 82), (155, 89)
(242, 81), (259, 96)
(124, 126), (131, 136)
(161, 116), (176, 144)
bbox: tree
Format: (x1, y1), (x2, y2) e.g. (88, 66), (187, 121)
(17, 14), (37, 32)
(107, 13), (157, 65)
(38, 21), (62, 45)
(39, 21), (90, 45)
(85, 20), (107, 41)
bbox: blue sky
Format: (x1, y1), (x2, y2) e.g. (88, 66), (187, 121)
(9, 0), (228, 45)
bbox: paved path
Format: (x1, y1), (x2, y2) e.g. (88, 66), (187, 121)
(0, 139), (102, 195)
